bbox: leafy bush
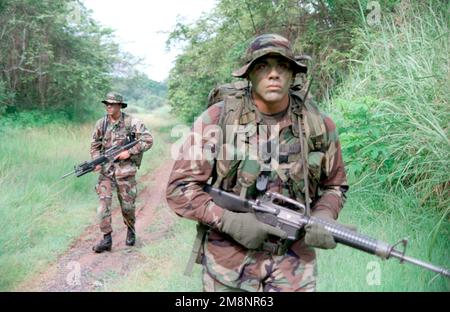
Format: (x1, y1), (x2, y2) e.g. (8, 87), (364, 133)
(332, 1), (449, 209)
(0, 0), (118, 120)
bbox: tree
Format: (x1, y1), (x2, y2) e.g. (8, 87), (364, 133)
(0, 0), (121, 121)
(166, 0), (383, 122)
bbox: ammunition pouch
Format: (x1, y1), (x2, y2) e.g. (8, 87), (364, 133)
(261, 237), (295, 256)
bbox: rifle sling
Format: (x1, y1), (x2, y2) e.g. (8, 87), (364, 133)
(184, 223), (208, 276)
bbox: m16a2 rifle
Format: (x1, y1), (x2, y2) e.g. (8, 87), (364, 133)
(61, 139), (141, 179)
(204, 184), (450, 278)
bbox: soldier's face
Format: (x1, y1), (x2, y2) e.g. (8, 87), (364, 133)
(248, 55), (294, 105)
(104, 103), (121, 116)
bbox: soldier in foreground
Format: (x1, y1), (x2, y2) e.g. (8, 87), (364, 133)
(91, 92), (153, 253)
(166, 34), (348, 291)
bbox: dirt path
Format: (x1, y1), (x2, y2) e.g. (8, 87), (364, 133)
(18, 160), (176, 292)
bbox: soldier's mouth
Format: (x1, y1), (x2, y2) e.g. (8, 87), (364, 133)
(267, 85), (282, 90)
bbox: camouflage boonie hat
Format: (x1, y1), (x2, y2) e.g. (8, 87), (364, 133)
(232, 34), (307, 78)
(102, 92), (127, 108)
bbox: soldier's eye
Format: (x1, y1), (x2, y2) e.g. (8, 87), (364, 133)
(278, 63), (290, 70)
(254, 63), (267, 71)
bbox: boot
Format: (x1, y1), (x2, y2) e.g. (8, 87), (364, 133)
(93, 233), (112, 253)
(126, 227), (136, 246)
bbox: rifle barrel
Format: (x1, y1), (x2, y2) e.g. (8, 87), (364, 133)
(316, 217), (450, 278)
(61, 139), (142, 180)
(205, 185), (450, 278)
(390, 250), (450, 277)
(61, 170), (75, 179)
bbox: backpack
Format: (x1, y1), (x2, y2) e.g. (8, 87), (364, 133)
(207, 79), (326, 155)
(207, 76), (311, 108)
(185, 78), (326, 276)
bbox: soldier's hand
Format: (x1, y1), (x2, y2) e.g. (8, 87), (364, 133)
(304, 223), (337, 249)
(218, 211), (287, 250)
(305, 209), (338, 249)
(115, 150), (131, 160)
(94, 165), (102, 172)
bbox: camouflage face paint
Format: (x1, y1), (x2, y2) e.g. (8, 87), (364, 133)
(248, 56), (294, 107)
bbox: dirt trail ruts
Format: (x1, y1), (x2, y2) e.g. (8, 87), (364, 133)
(18, 160), (175, 292)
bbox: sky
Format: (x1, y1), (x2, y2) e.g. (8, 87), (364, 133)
(82, 0), (216, 82)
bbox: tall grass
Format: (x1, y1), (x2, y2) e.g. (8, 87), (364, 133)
(317, 187), (449, 291)
(0, 106), (178, 291)
(100, 4), (450, 291)
(319, 1), (450, 291)
(0, 124), (98, 290)
(332, 1), (449, 210)
(103, 185), (449, 291)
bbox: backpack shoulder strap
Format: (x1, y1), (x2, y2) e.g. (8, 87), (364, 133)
(101, 115), (108, 137)
(303, 100), (327, 152)
(213, 90), (248, 188)
(291, 92), (326, 152)
(122, 112), (135, 139)
(100, 115), (109, 150)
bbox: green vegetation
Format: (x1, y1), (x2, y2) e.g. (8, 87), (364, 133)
(166, 0), (403, 123)
(332, 2), (449, 211)
(0, 107), (177, 291)
(0, 0), (448, 292)
(106, 208), (203, 292)
(0, 0), (118, 121)
(317, 188), (449, 291)
(0, 123), (97, 290)
(113, 71), (168, 111)
(0, 0), (166, 123)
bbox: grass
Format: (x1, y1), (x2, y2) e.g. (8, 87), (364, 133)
(316, 2), (450, 290)
(2, 2), (448, 292)
(0, 105), (179, 291)
(317, 187), (449, 291)
(132, 105), (180, 176)
(330, 1), (449, 210)
(0, 123), (98, 291)
(105, 204), (203, 292)
(103, 185), (449, 292)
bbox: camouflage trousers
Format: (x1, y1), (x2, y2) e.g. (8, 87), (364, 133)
(95, 174), (137, 234)
(202, 240), (317, 292)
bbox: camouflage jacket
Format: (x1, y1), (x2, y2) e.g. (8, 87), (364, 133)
(90, 112), (153, 178)
(166, 93), (348, 280)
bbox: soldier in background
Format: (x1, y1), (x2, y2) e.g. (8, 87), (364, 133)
(90, 92), (153, 253)
(166, 34), (348, 291)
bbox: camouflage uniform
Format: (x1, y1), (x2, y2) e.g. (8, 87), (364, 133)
(166, 34), (348, 292)
(91, 93), (153, 235)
